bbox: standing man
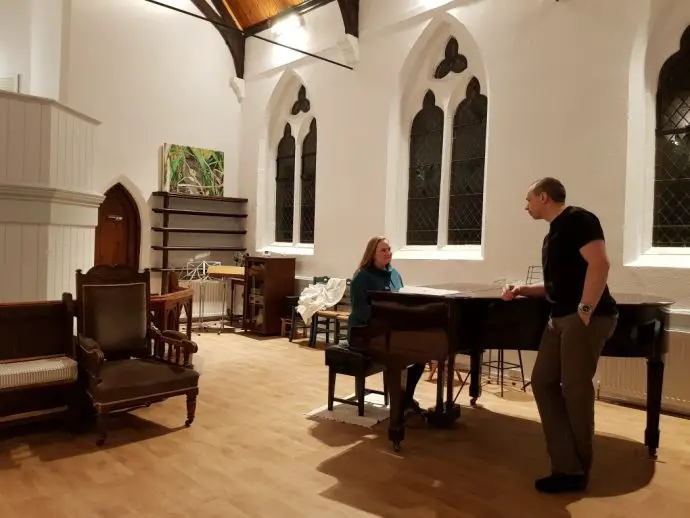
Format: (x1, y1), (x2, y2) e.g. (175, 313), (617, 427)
(502, 177), (618, 494)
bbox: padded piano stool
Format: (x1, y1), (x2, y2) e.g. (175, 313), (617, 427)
(325, 344), (389, 416)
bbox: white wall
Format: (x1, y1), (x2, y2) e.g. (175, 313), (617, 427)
(29, 0), (68, 99)
(62, 0), (243, 280)
(238, 0), (690, 312)
(0, 0), (31, 91)
(0, 0), (68, 97)
(0, 0), (243, 299)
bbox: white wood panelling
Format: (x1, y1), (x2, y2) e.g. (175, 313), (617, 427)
(0, 90), (100, 303)
(0, 223), (48, 302)
(0, 224), (94, 303)
(46, 225), (95, 301)
(0, 90), (99, 190)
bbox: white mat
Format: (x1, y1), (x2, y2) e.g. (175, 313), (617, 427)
(304, 392), (390, 428)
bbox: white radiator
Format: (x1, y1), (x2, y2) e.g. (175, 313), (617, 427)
(179, 279), (229, 321)
(595, 329), (690, 415)
(448, 330), (690, 417)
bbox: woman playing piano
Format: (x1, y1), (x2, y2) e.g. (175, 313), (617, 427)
(347, 236), (426, 415)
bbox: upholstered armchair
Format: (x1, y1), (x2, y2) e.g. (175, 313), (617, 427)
(73, 265), (199, 446)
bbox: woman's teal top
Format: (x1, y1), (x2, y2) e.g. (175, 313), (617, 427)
(347, 264), (403, 343)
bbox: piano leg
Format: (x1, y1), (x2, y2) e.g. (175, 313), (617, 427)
(436, 358), (446, 412)
(425, 354), (462, 428)
(386, 365), (405, 452)
(645, 355), (665, 459)
(469, 350), (483, 406)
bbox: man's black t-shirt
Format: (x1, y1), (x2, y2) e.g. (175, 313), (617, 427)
(542, 206), (617, 317)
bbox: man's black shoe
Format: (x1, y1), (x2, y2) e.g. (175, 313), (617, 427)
(535, 473), (588, 494)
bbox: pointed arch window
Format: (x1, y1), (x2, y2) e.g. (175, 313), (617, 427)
(449, 77), (487, 245)
(300, 119), (317, 244)
(275, 123), (296, 243)
(653, 27), (690, 247)
(407, 91), (444, 245)
(402, 34), (488, 252)
(269, 84), (318, 248)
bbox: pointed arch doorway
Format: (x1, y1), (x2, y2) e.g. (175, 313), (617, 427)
(94, 183), (141, 269)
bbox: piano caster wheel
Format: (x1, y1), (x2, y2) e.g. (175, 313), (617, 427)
(470, 398), (477, 406)
(388, 426), (405, 452)
(648, 447), (658, 459)
(425, 404), (461, 428)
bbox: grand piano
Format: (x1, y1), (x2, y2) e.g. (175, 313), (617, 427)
(350, 283), (673, 456)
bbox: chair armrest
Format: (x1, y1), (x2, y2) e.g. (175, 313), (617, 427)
(77, 334), (104, 380)
(149, 324), (198, 368)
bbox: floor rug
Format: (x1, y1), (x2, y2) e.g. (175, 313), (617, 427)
(304, 393), (389, 428)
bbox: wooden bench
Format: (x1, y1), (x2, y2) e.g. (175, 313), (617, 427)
(0, 294), (79, 428)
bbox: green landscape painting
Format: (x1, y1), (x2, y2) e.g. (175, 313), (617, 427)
(162, 143), (224, 197)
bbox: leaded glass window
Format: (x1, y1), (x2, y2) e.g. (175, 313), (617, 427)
(407, 90), (444, 245)
(300, 119), (317, 244)
(448, 77), (487, 245)
(653, 27), (690, 247)
(275, 123), (295, 242)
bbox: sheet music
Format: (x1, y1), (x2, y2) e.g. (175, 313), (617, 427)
(398, 286), (461, 296)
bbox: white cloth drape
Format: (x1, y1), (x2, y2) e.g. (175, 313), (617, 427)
(296, 278), (348, 325)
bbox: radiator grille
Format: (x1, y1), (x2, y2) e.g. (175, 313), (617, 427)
(596, 330), (690, 415)
(448, 330), (690, 416)
(179, 279), (229, 320)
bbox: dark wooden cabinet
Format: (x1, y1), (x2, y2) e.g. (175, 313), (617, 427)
(243, 256), (296, 335)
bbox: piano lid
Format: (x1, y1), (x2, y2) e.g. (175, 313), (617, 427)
(421, 282), (675, 307)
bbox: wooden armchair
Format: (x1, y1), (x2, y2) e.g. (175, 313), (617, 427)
(74, 265), (199, 446)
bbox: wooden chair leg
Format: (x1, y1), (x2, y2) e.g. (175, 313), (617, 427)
(383, 371), (389, 406)
(185, 393), (197, 426)
(230, 282), (236, 323)
(518, 349), (527, 391)
(428, 360), (437, 380)
(96, 413), (109, 447)
(310, 317), (319, 348)
(356, 374), (366, 416)
(289, 308), (297, 342)
(327, 369), (336, 411)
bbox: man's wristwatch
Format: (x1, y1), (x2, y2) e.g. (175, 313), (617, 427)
(578, 303), (592, 314)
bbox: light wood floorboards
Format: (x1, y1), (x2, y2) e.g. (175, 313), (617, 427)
(1, 331), (689, 517)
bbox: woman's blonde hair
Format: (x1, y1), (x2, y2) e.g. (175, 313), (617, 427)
(357, 236), (389, 271)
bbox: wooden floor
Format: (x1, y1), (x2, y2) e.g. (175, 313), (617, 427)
(1, 331), (690, 518)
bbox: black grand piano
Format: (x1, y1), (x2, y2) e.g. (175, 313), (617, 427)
(350, 283), (673, 456)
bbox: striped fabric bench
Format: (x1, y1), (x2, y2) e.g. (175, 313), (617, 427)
(0, 356), (78, 390)
(0, 294), (79, 427)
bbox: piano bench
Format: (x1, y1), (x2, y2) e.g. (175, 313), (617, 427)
(325, 344), (388, 416)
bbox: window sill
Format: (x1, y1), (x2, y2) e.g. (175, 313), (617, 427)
(625, 248), (690, 269)
(393, 246), (483, 261)
(258, 243), (315, 256)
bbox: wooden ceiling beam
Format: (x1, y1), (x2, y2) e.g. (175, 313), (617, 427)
(190, 0), (246, 79)
(337, 0), (359, 38)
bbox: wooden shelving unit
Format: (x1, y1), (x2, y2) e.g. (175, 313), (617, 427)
(243, 255), (296, 335)
(150, 191), (249, 292)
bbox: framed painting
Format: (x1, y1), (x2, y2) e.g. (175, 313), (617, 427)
(161, 143), (224, 197)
